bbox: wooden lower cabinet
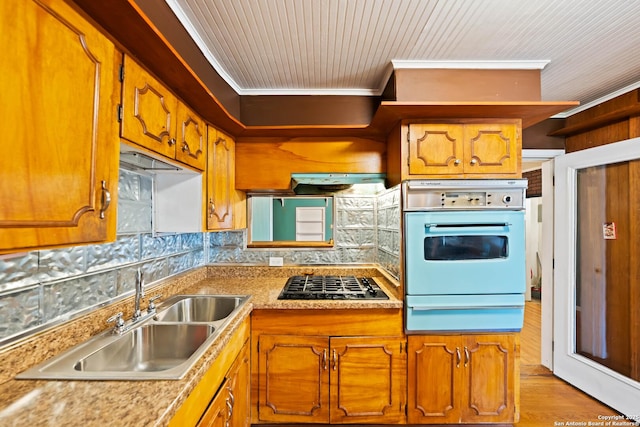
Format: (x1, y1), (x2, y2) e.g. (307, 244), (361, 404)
(227, 341), (251, 427)
(197, 377), (231, 427)
(257, 334), (406, 424)
(170, 317), (250, 427)
(199, 341), (251, 427)
(407, 333), (520, 424)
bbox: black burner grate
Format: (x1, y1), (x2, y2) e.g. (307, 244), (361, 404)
(278, 275), (388, 300)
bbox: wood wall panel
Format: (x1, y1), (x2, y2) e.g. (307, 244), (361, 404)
(630, 160), (640, 381)
(565, 121), (630, 153)
(604, 163), (631, 376)
(565, 90), (640, 127)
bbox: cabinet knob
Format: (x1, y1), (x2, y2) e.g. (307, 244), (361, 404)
(464, 346), (469, 367)
(456, 347), (461, 368)
(453, 159), (461, 166)
(209, 198), (216, 216)
(168, 138), (176, 146)
(100, 180), (111, 219)
(182, 142), (190, 153)
(470, 158), (478, 165)
(332, 349), (338, 371)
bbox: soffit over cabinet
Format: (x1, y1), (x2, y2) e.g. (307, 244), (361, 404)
(68, 0), (580, 140)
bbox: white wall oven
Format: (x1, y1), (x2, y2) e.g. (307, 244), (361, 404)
(403, 179), (527, 332)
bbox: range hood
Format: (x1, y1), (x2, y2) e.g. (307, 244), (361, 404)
(290, 173), (386, 195)
(119, 142), (183, 172)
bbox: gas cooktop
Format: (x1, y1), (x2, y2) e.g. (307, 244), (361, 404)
(278, 275), (389, 300)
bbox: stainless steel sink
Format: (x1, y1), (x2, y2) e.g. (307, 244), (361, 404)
(16, 294), (250, 380)
(153, 295), (247, 323)
(74, 323), (214, 373)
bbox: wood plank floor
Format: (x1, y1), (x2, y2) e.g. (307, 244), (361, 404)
(518, 301), (623, 426)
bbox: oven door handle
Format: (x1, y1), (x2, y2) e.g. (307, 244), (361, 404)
(425, 222), (511, 229)
(409, 304), (524, 311)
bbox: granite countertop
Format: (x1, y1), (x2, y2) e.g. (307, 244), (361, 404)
(184, 267), (403, 310)
(0, 265), (402, 427)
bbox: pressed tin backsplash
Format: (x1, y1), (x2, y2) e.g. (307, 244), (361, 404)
(0, 169), (400, 344)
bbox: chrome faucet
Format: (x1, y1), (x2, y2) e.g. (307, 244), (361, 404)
(106, 268), (162, 334)
(133, 268), (145, 322)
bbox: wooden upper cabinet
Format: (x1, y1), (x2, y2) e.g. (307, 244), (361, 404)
(463, 123), (519, 175)
(407, 334), (519, 425)
(121, 55), (206, 171)
(175, 103), (206, 170)
(407, 121), (521, 178)
(408, 124), (464, 175)
(121, 54), (177, 158)
(206, 127), (235, 230)
(0, 0), (120, 253)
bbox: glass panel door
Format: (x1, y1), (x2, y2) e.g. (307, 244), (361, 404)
(554, 138), (640, 419)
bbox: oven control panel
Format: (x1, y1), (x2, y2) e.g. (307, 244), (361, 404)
(403, 179), (527, 210)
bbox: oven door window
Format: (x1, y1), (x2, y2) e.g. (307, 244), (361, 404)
(424, 235), (508, 260)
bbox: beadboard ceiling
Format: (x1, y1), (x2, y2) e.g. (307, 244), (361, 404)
(165, 0), (640, 116)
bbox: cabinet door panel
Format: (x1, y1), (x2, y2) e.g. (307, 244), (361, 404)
(463, 123), (519, 175)
(206, 128), (234, 229)
(121, 55), (177, 159)
(228, 342), (250, 427)
(330, 336), (406, 424)
(175, 103), (206, 170)
(0, 0), (120, 252)
(258, 335), (329, 423)
(462, 334), (517, 423)
(197, 378), (229, 427)
(408, 124), (464, 175)
(407, 336), (461, 424)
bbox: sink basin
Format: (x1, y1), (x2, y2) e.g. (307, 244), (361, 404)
(74, 323), (214, 373)
(16, 294), (250, 380)
(154, 295), (248, 323)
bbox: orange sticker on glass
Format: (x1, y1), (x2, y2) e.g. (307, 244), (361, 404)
(603, 222), (617, 240)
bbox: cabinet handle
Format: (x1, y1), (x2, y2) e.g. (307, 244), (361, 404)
(228, 387), (235, 408)
(168, 137), (176, 146)
(182, 142), (190, 153)
(470, 158), (478, 165)
(453, 159), (461, 166)
(332, 349), (337, 371)
(209, 198), (216, 217)
(322, 349), (328, 370)
(226, 387), (234, 417)
(456, 347), (461, 368)
(464, 346), (469, 367)
(100, 180), (111, 219)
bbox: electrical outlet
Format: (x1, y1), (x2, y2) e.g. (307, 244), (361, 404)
(269, 256), (284, 267)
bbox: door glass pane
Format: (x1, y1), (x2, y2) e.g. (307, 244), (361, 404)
(576, 161), (635, 379)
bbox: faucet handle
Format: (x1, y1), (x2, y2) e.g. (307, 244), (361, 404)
(147, 294), (162, 313)
(107, 312), (125, 333)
